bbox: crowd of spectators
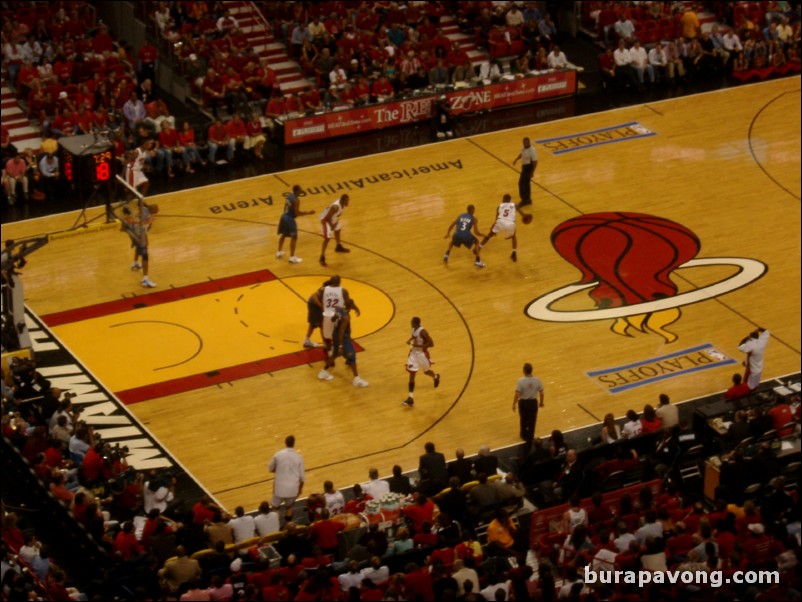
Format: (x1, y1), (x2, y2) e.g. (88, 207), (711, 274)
(2, 346), (800, 600)
(593, 2), (801, 91)
(153, 0), (585, 124)
(5, 1), (801, 208)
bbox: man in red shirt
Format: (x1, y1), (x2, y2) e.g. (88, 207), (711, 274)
(264, 91), (287, 138)
(308, 509), (345, 556)
(598, 47), (617, 89)
(402, 494), (436, 534)
(81, 443), (106, 483)
(158, 120), (179, 177)
(259, 64), (277, 99)
(93, 107), (110, 130)
(2, 154), (30, 204)
(137, 40), (159, 82)
(343, 484), (368, 514)
(202, 68), (225, 118)
(226, 113), (247, 157)
(724, 373), (751, 401)
(300, 88), (323, 112)
(743, 523), (775, 567)
(73, 104), (94, 134)
(223, 66), (248, 116)
(53, 58), (73, 83)
(192, 495), (221, 524)
(665, 521), (694, 562)
(767, 397), (794, 436)
(371, 74), (394, 102)
(403, 563), (435, 600)
(113, 521), (144, 561)
(284, 92), (304, 114)
(207, 118), (234, 163)
(93, 23), (114, 54)
(17, 60), (39, 96)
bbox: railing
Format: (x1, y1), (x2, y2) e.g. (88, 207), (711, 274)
(246, 1), (272, 39)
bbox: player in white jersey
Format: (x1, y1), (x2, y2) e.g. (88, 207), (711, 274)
(316, 275), (360, 373)
(479, 193), (526, 262)
(319, 194), (351, 267)
(403, 317), (440, 407)
(123, 140), (153, 197)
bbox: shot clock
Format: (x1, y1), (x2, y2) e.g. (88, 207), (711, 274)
(58, 134), (115, 195)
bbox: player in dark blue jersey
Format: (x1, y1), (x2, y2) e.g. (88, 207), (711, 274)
(443, 204), (486, 268)
(318, 305), (369, 387)
(277, 184), (314, 264)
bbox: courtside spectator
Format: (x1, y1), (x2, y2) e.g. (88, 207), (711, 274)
(207, 118), (234, 164)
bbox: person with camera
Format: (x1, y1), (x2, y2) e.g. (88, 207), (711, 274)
(68, 423), (95, 464)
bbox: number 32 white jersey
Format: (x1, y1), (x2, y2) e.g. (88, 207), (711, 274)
(322, 285), (345, 317)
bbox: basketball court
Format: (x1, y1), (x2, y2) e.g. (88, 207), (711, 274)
(4, 77), (800, 511)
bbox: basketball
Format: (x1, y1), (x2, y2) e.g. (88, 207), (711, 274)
(522, 213), (533, 224)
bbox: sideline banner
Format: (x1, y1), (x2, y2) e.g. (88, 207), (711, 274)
(283, 70), (577, 145)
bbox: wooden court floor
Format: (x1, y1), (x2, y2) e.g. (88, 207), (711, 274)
(4, 77), (800, 511)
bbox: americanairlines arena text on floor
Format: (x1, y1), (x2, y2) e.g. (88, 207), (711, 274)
(584, 566), (780, 589)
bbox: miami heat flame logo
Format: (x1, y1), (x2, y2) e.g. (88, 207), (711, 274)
(525, 212), (767, 343)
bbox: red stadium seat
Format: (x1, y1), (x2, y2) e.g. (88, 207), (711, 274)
(639, 20), (659, 44)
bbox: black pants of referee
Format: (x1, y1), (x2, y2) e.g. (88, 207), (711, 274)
(518, 163), (535, 206)
(518, 398), (538, 443)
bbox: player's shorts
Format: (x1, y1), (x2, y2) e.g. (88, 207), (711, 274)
(307, 299), (322, 327)
(452, 233), (476, 248)
(320, 220), (341, 240)
(278, 213), (297, 238)
(406, 348), (431, 373)
(125, 168), (148, 189)
(321, 312), (336, 342)
(492, 220), (516, 239)
(134, 242), (149, 260)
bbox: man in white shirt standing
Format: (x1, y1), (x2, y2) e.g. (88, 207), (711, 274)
(738, 327), (770, 390)
(268, 435), (305, 522)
